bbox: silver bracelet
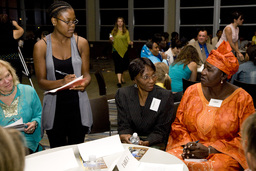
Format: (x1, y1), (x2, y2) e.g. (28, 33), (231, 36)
(208, 147), (211, 156)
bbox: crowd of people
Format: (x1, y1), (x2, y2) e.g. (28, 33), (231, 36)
(0, 1), (256, 170)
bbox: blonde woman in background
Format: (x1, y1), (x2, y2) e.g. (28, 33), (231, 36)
(110, 17), (133, 88)
(0, 126), (25, 171)
(154, 62), (171, 90)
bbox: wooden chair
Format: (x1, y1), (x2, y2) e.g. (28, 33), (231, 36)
(94, 70), (115, 100)
(89, 96), (111, 135)
(94, 70), (106, 96)
(182, 78), (199, 93)
(233, 79), (256, 106)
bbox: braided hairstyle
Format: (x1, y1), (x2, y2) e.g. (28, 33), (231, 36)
(48, 1), (73, 18)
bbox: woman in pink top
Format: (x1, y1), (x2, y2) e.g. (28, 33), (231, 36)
(216, 11), (244, 61)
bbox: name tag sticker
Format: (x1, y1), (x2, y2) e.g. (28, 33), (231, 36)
(150, 98), (161, 112)
(209, 98), (223, 107)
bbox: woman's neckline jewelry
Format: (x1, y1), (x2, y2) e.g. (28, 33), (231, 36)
(0, 86), (15, 97)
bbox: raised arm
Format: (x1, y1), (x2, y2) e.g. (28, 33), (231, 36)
(12, 20), (24, 40)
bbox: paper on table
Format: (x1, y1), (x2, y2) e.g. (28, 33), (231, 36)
(139, 162), (183, 171)
(44, 76), (85, 94)
(108, 149), (140, 171)
(78, 135), (124, 161)
(108, 149), (183, 171)
(24, 148), (79, 171)
(4, 118), (25, 131)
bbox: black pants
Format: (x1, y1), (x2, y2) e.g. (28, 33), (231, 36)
(112, 51), (129, 74)
(46, 91), (89, 148)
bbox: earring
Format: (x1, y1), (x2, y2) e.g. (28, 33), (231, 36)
(134, 84), (137, 88)
(221, 80), (223, 84)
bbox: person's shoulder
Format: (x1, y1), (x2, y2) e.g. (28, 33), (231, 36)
(75, 35), (88, 45)
(34, 38), (46, 48)
(154, 85), (172, 97)
(17, 84), (35, 93)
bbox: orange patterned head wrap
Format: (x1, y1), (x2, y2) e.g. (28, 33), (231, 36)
(206, 41), (239, 79)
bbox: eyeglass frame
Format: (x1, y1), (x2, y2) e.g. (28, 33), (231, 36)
(141, 74), (157, 81)
(55, 17), (79, 26)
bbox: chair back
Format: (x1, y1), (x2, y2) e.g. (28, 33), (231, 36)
(233, 79), (256, 106)
(182, 78), (199, 93)
(89, 96), (111, 135)
(94, 70), (106, 96)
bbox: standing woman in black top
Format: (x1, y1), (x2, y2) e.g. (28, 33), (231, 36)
(0, 14), (24, 82)
(33, 1), (92, 148)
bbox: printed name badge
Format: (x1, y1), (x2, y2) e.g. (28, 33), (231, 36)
(208, 98), (223, 107)
(150, 98), (161, 112)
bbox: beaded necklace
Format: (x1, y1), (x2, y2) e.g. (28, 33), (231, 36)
(0, 86), (15, 96)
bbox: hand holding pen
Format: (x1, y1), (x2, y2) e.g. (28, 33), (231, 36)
(56, 70), (77, 85)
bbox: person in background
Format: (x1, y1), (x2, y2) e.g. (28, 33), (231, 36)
(163, 32), (170, 51)
(0, 126), (26, 171)
(155, 62), (171, 90)
(141, 40), (168, 65)
(166, 41), (255, 171)
(212, 29), (223, 48)
(216, 11), (244, 61)
(169, 45), (200, 102)
(231, 45), (256, 84)
(252, 31), (256, 45)
(238, 35), (249, 50)
(116, 58), (174, 149)
(165, 40), (183, 65)
(170, 31), (179, 46)
(110, 17), (133, 88)
(189, 28), (214, 65)
(242, 113), (256, 171)
(33, 1), (92, 148)
(0, 14), (24, 83)
(0, 60), (42, 154)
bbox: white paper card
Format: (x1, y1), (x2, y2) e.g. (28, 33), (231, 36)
(150, 98), (161, 112)
(109, 149), (140, 171)
(139, 163), (183, 171)
(4, 118), (25, 131)
(208, 98), (223, 107)
(78, 135), (124, 161)
(24, 148), (78, 171)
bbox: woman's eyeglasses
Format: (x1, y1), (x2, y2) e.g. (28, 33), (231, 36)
(141, 74), (157, 80)
(55, 17), (79, 26)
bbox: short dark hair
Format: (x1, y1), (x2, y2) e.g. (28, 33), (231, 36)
(48, 1), (73, 18)
(171, 40), (183, 49)
(152, 33), (162, 45)
(145, 40), (153, 49)
(171, 32), (179, 39)
(197, 28), (208, 35)
(129, 58), (156, 81)
(246, 45), (256, 65)
(231, 11), (244, 22)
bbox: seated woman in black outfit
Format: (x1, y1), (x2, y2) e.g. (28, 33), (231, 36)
(116, 57), (175, 148)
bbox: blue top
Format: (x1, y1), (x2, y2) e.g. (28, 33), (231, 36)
(169, 63), (192, 92)
(140, 44), (168, 65)
(231, 61), (256, 84)
(198, 42), (209, 58)
(0, 84), (42, 152)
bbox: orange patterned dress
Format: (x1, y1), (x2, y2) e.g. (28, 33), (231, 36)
(166, 83), (255, 171)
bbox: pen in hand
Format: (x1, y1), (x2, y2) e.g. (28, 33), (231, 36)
(55, 70), (69, 76)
